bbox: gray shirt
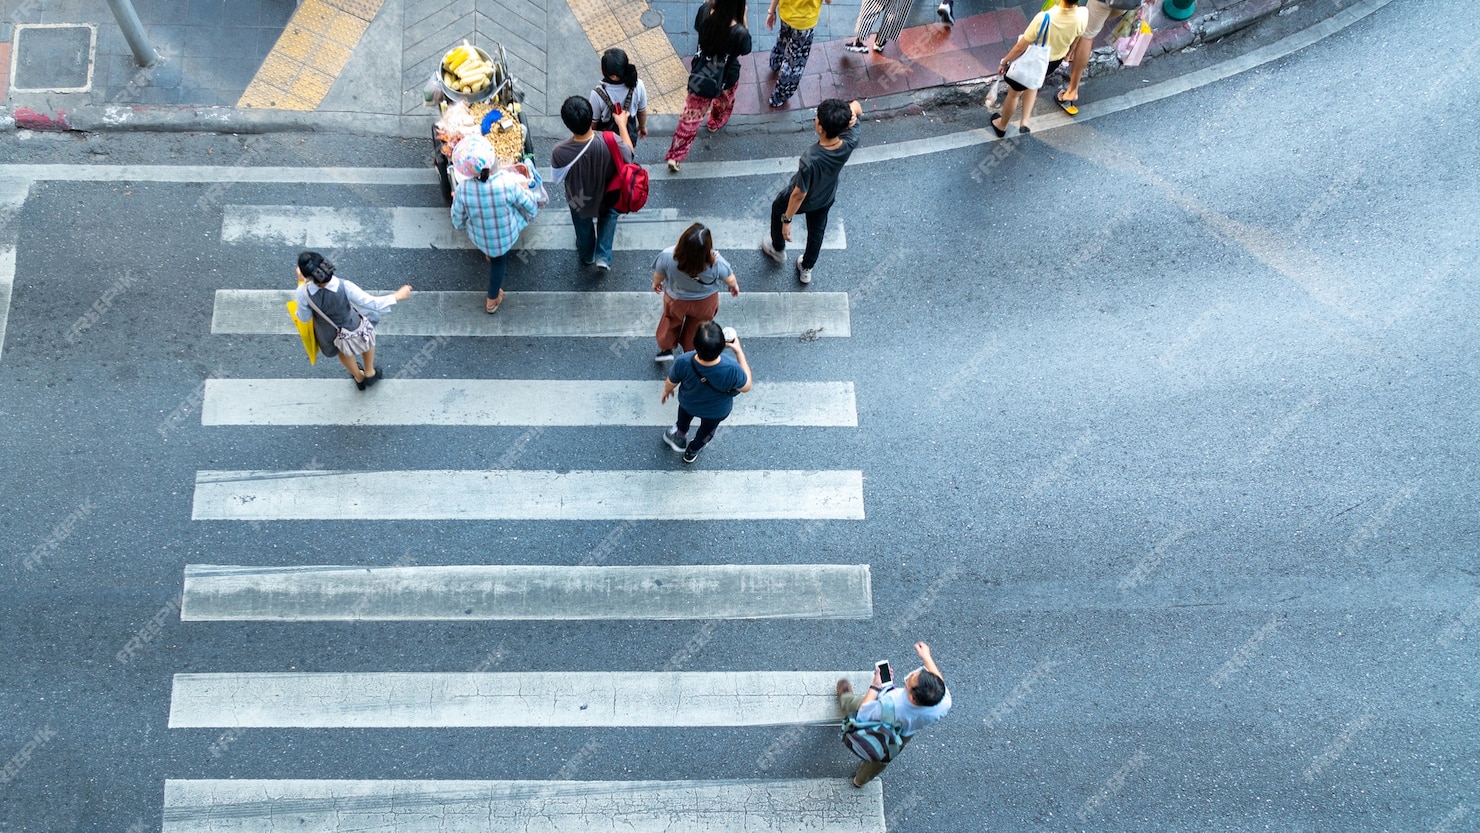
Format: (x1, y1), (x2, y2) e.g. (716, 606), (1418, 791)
(551, 133), (633, 218)
(653, 247), (734, 301)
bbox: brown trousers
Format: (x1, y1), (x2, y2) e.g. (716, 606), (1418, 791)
(656, 292), (720, 353)
(839, 690), (913, 785)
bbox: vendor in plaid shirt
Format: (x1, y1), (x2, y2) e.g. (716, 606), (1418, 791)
(452, 163), (540, 314)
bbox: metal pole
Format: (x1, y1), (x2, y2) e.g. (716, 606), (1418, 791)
(104, 0), (158, 67)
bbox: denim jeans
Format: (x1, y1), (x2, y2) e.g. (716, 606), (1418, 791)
(570, 206), (620, 265)
(676, 405), (725, 453)
(487, 252), (507, 298)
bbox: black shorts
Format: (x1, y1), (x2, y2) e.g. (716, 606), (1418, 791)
(1005, 57), (1063, 92)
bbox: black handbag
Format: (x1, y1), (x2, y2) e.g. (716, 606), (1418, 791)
(687, 52), (727, 98)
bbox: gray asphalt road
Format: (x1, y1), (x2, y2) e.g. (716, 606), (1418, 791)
(1, 0), (1476, 830)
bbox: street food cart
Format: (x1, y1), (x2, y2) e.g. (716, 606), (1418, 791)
(430, 41), (535, 201)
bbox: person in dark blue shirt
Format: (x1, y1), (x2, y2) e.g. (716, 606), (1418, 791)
(660, 320), (753, 463)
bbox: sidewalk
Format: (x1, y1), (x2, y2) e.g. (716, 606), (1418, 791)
(0, 0), (1309, 137)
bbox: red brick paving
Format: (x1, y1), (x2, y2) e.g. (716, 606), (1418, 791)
(955, 11), (1004, 48)
(0, 42), (10, 102)
(725, 8), (1017, 115)
(996, 6), (1030, 39)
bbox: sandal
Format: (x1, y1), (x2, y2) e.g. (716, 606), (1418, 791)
(485, 289), (505, 314)
(1055, 89), (1078, 115)
(989, 114), (1006, 138)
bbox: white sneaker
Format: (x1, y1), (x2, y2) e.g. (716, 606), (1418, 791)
(795, 255), (812, 285)
(761, 237), (785, 263)
(937, 0), (954, 24)
(666, 159), (680, 173)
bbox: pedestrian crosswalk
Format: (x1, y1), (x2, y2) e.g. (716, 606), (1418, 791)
(164, 193), (880, 831)
(212, 290), (852, 338)
(201, 379), (858, 426)
(222, 204), (848, 251)
(163, 778), (885, 833)
(180, 563), (874, 621)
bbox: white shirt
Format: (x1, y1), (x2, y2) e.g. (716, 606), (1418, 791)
(588, 79), (648, 123)
(293, 277), (399, 324)
(855, 669), (952, 737)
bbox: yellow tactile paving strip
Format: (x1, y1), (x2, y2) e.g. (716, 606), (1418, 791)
(564, 0), (689, 114)
(239, 0), (383, 111)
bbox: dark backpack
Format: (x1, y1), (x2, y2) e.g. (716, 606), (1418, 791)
(841, 692), (906, 762)
(600, 131), (649, 214)
(592, 85), (636, 132)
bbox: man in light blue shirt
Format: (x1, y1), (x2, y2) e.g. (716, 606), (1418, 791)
(837, 640), (951, 786)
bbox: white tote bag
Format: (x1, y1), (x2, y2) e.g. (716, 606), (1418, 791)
(1006, 14), (1052, 90)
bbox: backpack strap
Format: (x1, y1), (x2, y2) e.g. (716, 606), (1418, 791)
(694, 361), (739, 397)
(593, 85), (617, 120)
(878, 693), (899, 729)
(600, 130), (625, 169)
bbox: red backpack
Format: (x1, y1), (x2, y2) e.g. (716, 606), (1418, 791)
(600, 131), (649, 214)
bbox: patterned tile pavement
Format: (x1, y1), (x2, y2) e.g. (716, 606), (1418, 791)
(399, 0), (553, 116)
(239, 0), (383, 110)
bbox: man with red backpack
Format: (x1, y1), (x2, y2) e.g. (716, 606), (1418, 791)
(550, 95), (642, 274)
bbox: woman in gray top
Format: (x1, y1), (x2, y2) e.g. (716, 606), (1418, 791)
(651, 222), (740, 363)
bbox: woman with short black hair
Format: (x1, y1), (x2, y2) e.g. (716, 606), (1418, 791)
(650, 222), (739, 363)
(292, 251), (412, 390)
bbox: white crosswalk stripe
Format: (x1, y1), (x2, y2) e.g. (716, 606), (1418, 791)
(190, 469), (867, 521)
(213, 290), (851, 338)
(162, 778), (885, 833)
(202, 379), (858, 426)
(0, 246), (15, 366)
(169, 671), (874, 728)
(222, 205), (848, 251)
(181, 563), (874, 621)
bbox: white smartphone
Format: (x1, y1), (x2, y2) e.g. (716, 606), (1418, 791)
(875, 660), (893, 687)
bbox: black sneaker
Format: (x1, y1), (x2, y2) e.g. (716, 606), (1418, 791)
(655, 349), (675, 364)
(937, 0), (954, 25)
(844, 39), (869, 54)
(682, 445), (702, 463)
(663, 427), (689, 452)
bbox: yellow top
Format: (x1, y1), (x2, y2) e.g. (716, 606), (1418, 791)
(778, 0), (823, 31)
(1022, 6), (1089, 62)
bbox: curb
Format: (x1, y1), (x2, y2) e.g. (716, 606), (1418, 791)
(0, 0), (1298, 139)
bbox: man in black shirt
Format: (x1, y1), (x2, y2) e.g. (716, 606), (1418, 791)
(762, 98), (863, 285)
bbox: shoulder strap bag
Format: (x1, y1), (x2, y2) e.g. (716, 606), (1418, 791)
(303, 286), (376, 357)
(1005, 14), (1052, 90)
